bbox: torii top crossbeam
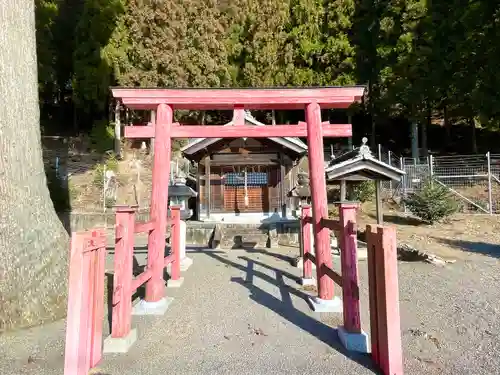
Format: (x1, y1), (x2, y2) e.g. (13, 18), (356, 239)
(111, 86), (365, 110)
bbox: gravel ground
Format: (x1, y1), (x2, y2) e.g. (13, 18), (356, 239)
(1, 242), (499, 375)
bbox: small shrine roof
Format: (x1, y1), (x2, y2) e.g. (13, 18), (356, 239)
(325, 138), (405, 182)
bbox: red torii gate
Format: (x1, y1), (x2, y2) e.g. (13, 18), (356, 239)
(111, 86), (365, 306)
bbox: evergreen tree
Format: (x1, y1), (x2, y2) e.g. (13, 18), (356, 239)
(110, 0), (231, 88)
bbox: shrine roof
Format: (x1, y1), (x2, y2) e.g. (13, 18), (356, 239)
(325, 138), (405, 182)
(181, 111), (308, 155)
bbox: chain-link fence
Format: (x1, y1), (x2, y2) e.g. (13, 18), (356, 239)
(377, 145), (500, 214)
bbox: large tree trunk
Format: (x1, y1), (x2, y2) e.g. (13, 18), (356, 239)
(0, 0), (69, 332)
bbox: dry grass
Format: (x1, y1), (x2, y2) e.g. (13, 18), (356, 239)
(354, 201), (500, 260)
(66, 148), (154, 212)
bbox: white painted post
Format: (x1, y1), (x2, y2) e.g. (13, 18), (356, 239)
(429, 154), (434, 178)
(400, 157), (407, 214)
(388, 151), (393, 192)
(103, 165), (107, 213)
(149, 110), (156, 155)
(347, 114), (353, 150)
(487, 152), (493, 214)
(114, 102), (121, 157)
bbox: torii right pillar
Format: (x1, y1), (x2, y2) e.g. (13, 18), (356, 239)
(306, 102), (342, 312)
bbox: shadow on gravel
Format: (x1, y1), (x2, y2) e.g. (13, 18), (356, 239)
(432, 237), (500, 258)
(192, 249), (377, 373)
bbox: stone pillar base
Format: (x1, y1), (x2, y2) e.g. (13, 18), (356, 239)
(337, 326), (369, 353)
(132, 297), (173, 316)
(180, 257), (193, 271)
(103, 329), (137, 353)
(167, 277), (185, 288)
(300, 278), (316, 286)
(307, 295), (343, 313)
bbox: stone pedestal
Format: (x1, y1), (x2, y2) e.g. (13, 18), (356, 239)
(307, 295), (343, 313)
(167, 277), (185, 288)
(268, 224), (278, 248)
(132, 297), (173, 316)
(103, 329), (137, 353)
(337, 326), (369, 353)
(179, 220), (193, 270)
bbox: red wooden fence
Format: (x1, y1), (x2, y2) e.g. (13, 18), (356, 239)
(64, 229), (107, 375)
(111, 205), (181, 340)
(300, 206), (403, 375)
(301, 203), (361, 333)
(64, 205), (181, 374)
(366, 225), (404, 375)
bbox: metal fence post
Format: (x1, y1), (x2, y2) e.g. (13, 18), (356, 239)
(388, 151), (393, 193)
(487, 152), (493, 214)
(400, 157), (407, 214)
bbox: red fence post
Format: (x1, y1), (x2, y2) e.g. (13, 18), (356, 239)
(170, 206), (181, 282)
(64, 232), (91, 375)
(146, 103), (173, 302)
(111, 206), (135, 339)
(367, 225), (404, 375)
(89, 230), (106, 367)
(64, 229), (106, 375)
(338, 203), (361, 333)
(305, 102), (335, 301)
(367, 225), (380, 364)
(300, 205), (314, 285)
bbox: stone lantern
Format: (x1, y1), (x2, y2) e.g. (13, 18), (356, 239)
(287, 172), (311, 216)
(169, 173), (197, 220)
(168, 172), (197, 271)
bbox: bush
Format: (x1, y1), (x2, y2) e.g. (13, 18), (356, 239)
(403, 179), (459, 224)
(348, 181), (375, 203)
(93, 153), (119, 185)
(90, 120), (115, 154)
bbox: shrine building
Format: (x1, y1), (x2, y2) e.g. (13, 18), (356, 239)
(181, 110), (308, 222)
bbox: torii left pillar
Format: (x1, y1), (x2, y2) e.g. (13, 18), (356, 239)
(306, 102), (342, 312)
(134, 103), (174, 315)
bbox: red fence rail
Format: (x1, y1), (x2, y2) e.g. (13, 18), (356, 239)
(111, 205), (181, 340)
(366, 225), (404, 375)
(64, 229), (107, 375)
(301, 203), (361, 333)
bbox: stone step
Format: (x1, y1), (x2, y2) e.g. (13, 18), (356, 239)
(221, 228), (267, 235)
(211, 223), (269, 249)
(219, 233), (269, 249)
